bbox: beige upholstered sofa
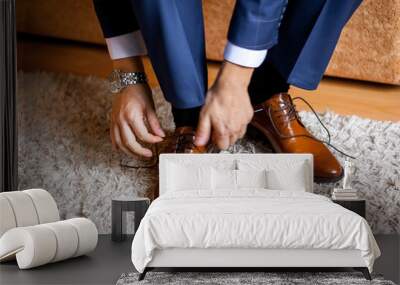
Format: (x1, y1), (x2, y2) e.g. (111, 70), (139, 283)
(16, 0), (400, 85)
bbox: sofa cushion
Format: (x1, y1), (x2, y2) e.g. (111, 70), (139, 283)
(0, 189), (59, 236)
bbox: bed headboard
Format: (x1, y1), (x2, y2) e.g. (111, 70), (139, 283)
(159, 153), (313, 195)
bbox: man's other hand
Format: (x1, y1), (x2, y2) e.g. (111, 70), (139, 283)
(194, 61), (254, 150)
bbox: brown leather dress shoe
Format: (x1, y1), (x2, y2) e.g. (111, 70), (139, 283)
(168, 126), (209, 153)
(250, 93), (343, 183)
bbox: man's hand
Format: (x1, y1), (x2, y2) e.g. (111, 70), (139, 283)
(194, 61), (254, 150)
(110, 57), (165, 158)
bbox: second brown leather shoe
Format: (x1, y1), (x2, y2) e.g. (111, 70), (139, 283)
(250, 93), (343, 183)
(167, 126), (209, 153)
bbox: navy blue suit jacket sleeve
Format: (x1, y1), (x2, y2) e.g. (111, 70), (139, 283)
(93, 0), (139, 38)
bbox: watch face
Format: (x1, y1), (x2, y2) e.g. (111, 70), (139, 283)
(109, 70), (122, 93)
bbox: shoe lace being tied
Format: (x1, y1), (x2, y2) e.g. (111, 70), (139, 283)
(175, 133), (196, 152)
(266, 97), (356, 160)
(120, 132), (197, 169)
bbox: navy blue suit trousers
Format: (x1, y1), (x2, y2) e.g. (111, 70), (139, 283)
(93, 0), (362, 108)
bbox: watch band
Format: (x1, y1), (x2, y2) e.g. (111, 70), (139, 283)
(109, 70), (147, 93)
(120, 71), (147, 86)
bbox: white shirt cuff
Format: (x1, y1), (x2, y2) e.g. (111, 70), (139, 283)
(224, 41), (267, 68)
(105, 31), (147, 60)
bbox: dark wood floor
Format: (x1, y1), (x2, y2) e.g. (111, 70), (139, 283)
(0, 235), (399, 285)
(0, 235), (133, 285)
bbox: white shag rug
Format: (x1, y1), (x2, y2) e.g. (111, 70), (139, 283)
(17, 72), (400, 234)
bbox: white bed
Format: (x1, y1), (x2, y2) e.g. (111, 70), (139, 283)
(131, 154), (380, 280)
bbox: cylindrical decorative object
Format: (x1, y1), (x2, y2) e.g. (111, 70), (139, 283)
(0, 218), (98, 269)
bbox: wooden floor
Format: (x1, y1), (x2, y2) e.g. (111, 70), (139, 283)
(18, 36), (400, 122)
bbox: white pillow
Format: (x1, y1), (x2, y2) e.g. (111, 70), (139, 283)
(167, 162), (212, 191)
(212, 168), (236, 190)
(266, 161), (308, 191)
(237, 159), (308, 191)
(236, 169), (268, 189)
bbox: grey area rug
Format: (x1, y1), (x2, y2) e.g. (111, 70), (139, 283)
(17, 72), (400, 234)
(116, 272), (395, 285)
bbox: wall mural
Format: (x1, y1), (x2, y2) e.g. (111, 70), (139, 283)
(17, 72), (400, 234)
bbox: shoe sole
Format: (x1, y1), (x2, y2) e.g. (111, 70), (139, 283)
(247, 122), (344, 184)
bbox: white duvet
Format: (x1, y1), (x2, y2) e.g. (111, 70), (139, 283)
(131, 190), (380, 273)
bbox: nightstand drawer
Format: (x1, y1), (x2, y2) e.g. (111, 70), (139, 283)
(332, 200), (366, 218)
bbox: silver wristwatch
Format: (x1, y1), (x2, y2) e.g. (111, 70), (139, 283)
(108, 69), (147, 93)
